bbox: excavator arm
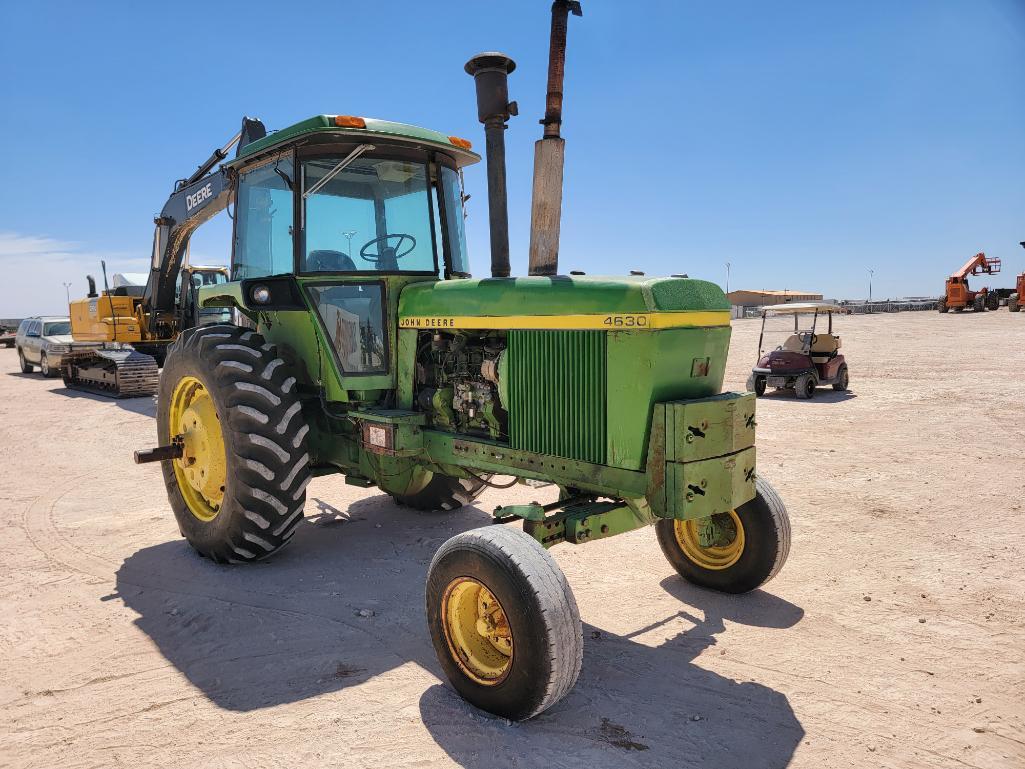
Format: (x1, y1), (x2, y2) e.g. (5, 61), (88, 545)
(142, 117), (266, 336)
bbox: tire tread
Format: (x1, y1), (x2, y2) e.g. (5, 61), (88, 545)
(160, 325), (311, 563)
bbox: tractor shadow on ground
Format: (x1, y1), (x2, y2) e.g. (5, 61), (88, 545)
(114, 494), (492, 712)
(419, 580), (805, 769)
(50, 385), (157, 417)
(114, 499), (805, 767)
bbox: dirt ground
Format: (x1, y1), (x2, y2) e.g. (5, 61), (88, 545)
(0, 310), (1023, 769)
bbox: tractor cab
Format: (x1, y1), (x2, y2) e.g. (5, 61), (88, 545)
(747, 302), (850, 399)
(196, 115), (480, 400)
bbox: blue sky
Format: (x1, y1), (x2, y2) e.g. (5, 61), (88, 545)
(1, 0), (1023, 316)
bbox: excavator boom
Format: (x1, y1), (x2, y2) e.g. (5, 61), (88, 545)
(63, 118), (264, 397)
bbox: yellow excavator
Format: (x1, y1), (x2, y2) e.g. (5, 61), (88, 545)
(60, 122), (255, 397)
(63, 262), (229, 396)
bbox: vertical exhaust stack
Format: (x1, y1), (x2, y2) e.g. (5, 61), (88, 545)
(465, 53), (518, 278)
(528, 0), (583, 277)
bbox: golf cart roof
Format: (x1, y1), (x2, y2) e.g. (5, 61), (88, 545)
(759, 302), (840, 315)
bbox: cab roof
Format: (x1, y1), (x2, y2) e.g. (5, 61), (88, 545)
(230, 115), (481, 168)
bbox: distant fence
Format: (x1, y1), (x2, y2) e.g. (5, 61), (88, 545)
(733, 299), (938, 318)
(840, 299), (938, 314)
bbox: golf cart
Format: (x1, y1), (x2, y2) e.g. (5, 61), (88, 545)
(746, 302), (849, 399)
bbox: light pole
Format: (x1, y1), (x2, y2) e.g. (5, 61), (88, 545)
(62, 282), (72, 305)
(868, 269), (874, 304)
(725, 261), (731, 294)
(342, 230), (357, 257)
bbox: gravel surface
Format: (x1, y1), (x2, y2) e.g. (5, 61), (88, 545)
(0, 310), (1022, 768)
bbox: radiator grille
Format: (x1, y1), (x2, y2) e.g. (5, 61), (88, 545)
(507, 330), (606, 464)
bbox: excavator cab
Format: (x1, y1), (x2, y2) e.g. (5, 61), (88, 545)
(747, 302), (850, 399)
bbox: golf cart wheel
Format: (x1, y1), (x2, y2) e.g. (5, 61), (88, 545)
(832, 365), (849, 391)
(426, 525), (583, 720)
(391, 472), (488, 511)
(937, 298), (948, 313)
(18, 348), (33, 373)
(746, 374), (767, 397)
(794, 373), (816, 399)
(158, 325), (311, 564)
(1009, 294), (1020, 312)
(656, 477), (790, 594)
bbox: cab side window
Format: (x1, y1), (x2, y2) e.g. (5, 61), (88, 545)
(233, 159), (295, 280)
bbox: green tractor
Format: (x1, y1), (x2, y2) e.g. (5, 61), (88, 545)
(136, 8), (790, 721)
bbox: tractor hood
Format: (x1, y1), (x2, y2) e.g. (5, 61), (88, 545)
(398, 276), (730, 331)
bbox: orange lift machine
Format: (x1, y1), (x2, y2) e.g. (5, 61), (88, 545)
(937, 252), (1001, 313)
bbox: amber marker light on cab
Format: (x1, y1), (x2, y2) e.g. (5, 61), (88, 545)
(334, 115), (367, 128)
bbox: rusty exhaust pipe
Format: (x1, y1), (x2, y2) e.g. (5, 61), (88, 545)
(528, 0), (582, 277)
(465, 52), (518, 278)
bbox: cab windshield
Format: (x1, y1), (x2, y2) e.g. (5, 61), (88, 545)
(302, 156), (440, 274)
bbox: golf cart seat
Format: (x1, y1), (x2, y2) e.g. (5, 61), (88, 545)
(810, 333), (840, 363)
(781, 335), (805, 352)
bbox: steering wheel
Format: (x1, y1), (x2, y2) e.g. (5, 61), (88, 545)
(798, 332), (819, 345)
(359, 234), (416, 263)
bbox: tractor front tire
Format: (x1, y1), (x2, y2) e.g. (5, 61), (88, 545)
(656, 477), (791, 594)
(426, 525), (583, 720)
(973, 296), (986, 312)
(391, 472), (488, 511)
(159, 325), (311, 563)
(794, 373), (816, 399)
(937, 298), (947, 313)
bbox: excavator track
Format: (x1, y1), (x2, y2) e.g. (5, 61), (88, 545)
(61, 348), (159, 398)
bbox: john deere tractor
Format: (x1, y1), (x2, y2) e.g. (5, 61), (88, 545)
(136, 6), (790, 721)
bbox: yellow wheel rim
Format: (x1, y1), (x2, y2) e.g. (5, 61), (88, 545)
(674, 510), (745, 570)
(168, 376), (226, 522)
(441, 577), (513, 686)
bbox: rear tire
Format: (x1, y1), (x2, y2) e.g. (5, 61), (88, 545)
(391, 472), (488, 511)
(832, 365), (849, 391)
(794, 373), (816, 399)
(1009, 295), (1020, 312)
(159, 325), (311, 563)
(426, 526), (583, 720)
(656, 476), (790, 594)
(986, 293), (1000, 311)
(937, 298), (947, 313)
(973, 295), (986, 312)
(18, 348), (32, 373)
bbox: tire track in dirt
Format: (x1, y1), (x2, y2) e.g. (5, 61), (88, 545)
(19, 474), (421, 651)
